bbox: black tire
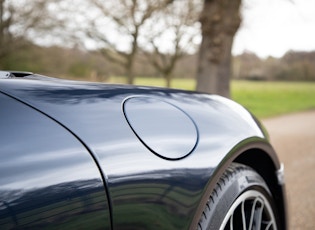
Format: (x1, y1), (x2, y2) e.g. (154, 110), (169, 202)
(198, 163), (279, 230)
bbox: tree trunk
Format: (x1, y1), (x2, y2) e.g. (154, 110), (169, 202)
(126, 58), (134, 85)
(196, 0), (241, 98)
(126, 70), (134, 85)
(164, 72), (171, 88)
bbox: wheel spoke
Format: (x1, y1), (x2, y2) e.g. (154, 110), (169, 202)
(219, 191), (278, 230)
(241, 200), (247, 230)
(265, 221), (273, 230)
(230, 213), (234, 230)
(249, 197), (264, 230)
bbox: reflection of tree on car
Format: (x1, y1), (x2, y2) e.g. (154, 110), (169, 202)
(0, 71), (287, 229)
(0, 179), (108, 229)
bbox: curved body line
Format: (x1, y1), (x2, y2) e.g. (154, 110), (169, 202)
(0, 89), (114, 230)
(0, 74), (286, 229)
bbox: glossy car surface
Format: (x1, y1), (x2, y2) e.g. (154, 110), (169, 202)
(0, 71), (287, 229)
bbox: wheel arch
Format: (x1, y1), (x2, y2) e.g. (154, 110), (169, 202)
(234, 148), (287, 230)
(190, 139), (287, 230)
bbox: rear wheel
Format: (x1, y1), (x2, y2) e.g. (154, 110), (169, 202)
(198, 163), (279, 230)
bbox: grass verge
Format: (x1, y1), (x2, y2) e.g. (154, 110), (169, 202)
(231, 81), (315, 118)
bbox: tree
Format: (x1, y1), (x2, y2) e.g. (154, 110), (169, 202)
(0, 0), (62, 65)
(143, 0), (202, 87)
(196, 0), (241, 98)
(75, 0), (173, 84)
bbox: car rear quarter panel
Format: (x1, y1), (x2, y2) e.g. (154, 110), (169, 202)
(0, 79), (282, 229)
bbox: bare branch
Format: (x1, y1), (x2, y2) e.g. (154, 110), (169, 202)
(68, 0), (175, 84)
(142, 0), (202, 86)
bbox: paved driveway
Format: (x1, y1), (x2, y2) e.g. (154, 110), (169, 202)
(262, 110), (315, 230)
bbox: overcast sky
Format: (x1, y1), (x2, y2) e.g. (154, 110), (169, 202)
(233, 0), (315, 58)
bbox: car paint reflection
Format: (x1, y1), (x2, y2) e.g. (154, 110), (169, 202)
(0, 179), (108, 229)
(0, 78), (266, 229)
(0, 93), (110, 229)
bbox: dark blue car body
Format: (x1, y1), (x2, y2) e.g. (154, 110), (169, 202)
(0, 71), (287, 229)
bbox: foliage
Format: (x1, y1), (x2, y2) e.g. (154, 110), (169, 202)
(233, 51), (315, 81)
(2, 41), (315, 119)
(0, 43), (121, 80)
(1, 42), (198, 81)
(0, 0), (64, 62)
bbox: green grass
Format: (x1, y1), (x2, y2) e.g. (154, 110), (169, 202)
(107, 76), (315, 118)
(231, 81), (315, 118)
(108, 76), (196, 89)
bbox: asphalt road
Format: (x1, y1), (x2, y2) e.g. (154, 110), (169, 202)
(262, 110), (315, 230)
